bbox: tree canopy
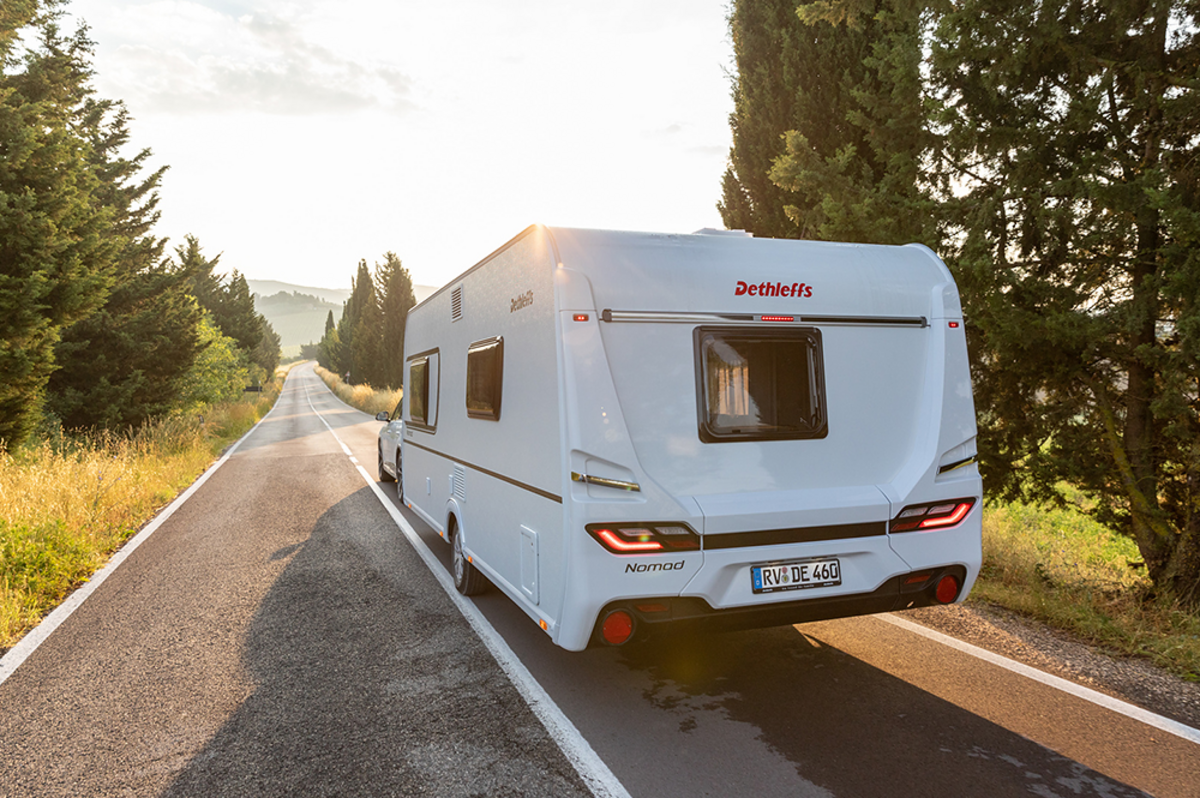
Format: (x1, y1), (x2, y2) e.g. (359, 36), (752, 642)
(1, 3), (279, 445)
(722, 0), (1200, 602)
(318, 253), (416, 389)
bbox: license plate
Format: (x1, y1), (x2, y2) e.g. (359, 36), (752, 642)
(751, 558), (841, 594)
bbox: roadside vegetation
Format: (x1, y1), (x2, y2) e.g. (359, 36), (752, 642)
(979, 499), (1200, 681)
(314, 366), (401, 418)
(0, 369), (288, 653)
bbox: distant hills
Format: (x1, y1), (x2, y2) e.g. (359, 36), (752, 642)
(247, 279), (440, 355)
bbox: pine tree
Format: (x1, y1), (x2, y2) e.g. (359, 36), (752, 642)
(48, 84), (204, 431)
(251, 319), (281, 379)
(931, 0), (1200, 602)
(0, 8), (119, 446)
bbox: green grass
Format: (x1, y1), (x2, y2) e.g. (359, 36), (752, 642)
(973, 499), (1200, 681)
(0, 366), (291, 652)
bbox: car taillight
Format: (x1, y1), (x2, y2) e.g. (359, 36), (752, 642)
(890, 498), (976, 533)
(586, 522), (700, 554)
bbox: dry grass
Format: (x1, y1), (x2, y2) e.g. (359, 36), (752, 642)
(0, 366), (290, 652)
(314, 366), (402, 417)
(973, 500), (1200, 681)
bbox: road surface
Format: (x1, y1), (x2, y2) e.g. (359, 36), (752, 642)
(1, 364), (1196, 797)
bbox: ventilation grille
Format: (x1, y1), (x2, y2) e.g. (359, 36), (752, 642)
(451, 285), (463, 321)
(453, 464), (466, 499)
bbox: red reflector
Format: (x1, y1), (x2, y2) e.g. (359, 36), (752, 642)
(905, 573), (931, 585)
(574, 313), (589, 322)
(920, 502), (973, 529)
(596, 529), (663, 553)
(949, 321), (960, 328)
(760, 315), (794, 322)
(935, 575), (961, 604)
(601, 611), (634, 645)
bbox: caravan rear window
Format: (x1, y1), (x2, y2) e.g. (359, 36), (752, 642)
(695, 326), (827, 443)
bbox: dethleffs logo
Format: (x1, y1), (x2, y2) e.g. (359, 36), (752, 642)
(736, 280), (813, 298)
(510, 290), (534, 313)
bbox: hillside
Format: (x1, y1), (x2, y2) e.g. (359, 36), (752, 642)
(248, 279), (440, 355)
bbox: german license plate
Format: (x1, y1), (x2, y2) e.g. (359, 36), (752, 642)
(751, 558), (841, 594)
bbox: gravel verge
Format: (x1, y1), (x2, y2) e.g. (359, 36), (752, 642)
(901, 601), (1200, 731)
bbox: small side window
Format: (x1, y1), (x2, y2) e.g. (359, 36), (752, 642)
(408, 357), (429, 426)
(466, 336), (503, 421)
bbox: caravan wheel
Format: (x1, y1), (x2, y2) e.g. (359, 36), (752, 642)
(451, 524), (487, 596)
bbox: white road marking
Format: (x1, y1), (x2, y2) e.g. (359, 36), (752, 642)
(301, 374), (633, 798)
(0, 378), (289, 688)
(879, 613), (1200, 745)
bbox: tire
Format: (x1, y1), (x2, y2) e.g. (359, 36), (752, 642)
(451, 523), (487, 596)
(395, 449), (403, 498)
(378, 445), (395, 483)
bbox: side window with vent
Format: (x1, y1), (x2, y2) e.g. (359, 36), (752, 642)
(466, 337), (503, 421)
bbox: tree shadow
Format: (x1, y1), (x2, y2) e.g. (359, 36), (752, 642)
(161, 485), (590, 798)
(608, 625), (1153, 798)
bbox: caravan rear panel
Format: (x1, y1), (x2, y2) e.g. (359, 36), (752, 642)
(396, 225), (982, 651)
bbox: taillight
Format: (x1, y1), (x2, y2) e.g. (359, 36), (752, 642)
(586, 522), (700, 554)
(890, 498), (976, 532)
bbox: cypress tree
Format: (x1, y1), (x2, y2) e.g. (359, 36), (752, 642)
(719, 0), (814, 237)
(769, 0), (934, 244)
(336, 260), (375, 384)
(375, 252), (415, 389)
(719, 0), (929, 243)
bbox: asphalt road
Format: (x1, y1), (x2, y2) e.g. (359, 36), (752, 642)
(2, 363), (1197, 797)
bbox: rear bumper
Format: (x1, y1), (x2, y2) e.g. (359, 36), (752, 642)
(590, 564), (967, 644)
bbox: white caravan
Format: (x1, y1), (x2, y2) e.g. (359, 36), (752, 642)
(394, 225), (982, 651)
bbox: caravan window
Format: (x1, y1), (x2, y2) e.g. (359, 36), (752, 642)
(466, 337), (503, 420)
(408, 350), (440, 429)
(695, 327), (827, 442)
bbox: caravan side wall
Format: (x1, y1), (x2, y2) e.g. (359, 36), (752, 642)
(402, 228), (568, 629)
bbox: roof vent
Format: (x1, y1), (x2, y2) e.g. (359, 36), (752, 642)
(693, 228), (753, 237)
(451, 285), (463, 321)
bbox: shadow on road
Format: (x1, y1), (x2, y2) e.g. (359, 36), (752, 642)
(161, 485), (590, 798)
(602, 625), (1151, 798)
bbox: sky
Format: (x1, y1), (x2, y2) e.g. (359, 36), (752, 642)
(63, 0), (737, 291)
